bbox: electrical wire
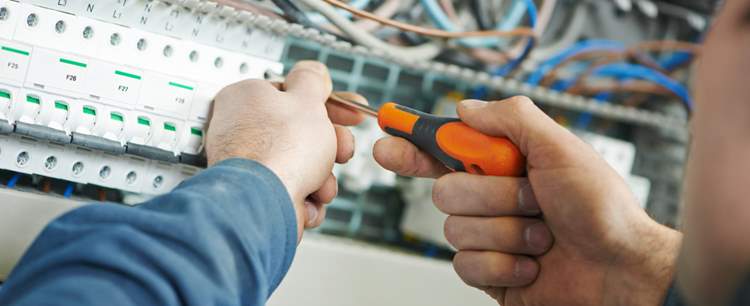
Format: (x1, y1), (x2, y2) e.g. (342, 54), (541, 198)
(420, 0), (530, 47)
(6, 174), (21, 188)
(470, 0), (493, 30)
(353, 0), (403, 32)
(439, 0), (460, 22)
(526, 40), (626, 85)
(491, 0), (537, 76)
(64, 183), (75, 198)
(299, 0), (443, 60)
(270, 0), (319, 28)
(529, 3), (587, 61)
(320, 0), (535, 39)
(529, 39), (701, 87)
(585, 63), (693, 111)
(307, 0), (371, 24)
(552, 41), (701, 90)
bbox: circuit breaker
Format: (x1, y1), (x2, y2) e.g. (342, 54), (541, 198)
(0, 0), (284, 195)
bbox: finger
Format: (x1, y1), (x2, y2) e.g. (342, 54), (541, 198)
(433, 173), (540, 217)
(284, 61), (332, 103)
(453, 251), (539, 288)
(373, 137), (450, 178)
(309, 173), (338, 205)
(444, 216), (553, 255)
(457, 97), (597, 169)
(335, 125), (355, 164)
(327, 92), (368, 126)
(303, 203), (327, 228)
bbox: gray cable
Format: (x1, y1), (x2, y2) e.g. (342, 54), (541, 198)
(296, 0), (443, 61)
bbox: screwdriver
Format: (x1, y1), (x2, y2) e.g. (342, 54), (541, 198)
(328, 93), (526, 177)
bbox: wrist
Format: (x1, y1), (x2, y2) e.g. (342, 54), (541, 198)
(608, 222), (682, 306)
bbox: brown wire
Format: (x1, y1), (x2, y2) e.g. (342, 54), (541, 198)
(321, 0), (536, 39)
(540, 40), (702, 90)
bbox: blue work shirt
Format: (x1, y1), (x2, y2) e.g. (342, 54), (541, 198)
(0, 159), (297, 306)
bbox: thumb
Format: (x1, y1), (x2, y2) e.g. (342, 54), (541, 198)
(456, 96), (597, 170)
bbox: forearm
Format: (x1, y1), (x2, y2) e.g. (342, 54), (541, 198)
(0, 159), (297, 306)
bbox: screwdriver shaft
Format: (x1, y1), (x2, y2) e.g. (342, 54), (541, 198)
(328, 93), (379, 117)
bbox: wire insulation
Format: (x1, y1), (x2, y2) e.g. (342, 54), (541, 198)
(299, 0), (443, 60)
(320, 0), (535, 39)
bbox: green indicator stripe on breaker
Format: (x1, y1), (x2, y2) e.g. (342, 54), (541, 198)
(164, 122), (177, 132)
(0, 91), (11, 99)
(138, 117), (150, 126)
(111, 112), (124, 122)
(168, 82), (193, 91)
(115, 70), (141, 80)
(2, 46), (29, 56)
(60, 58), (87, 68)
(54, 101), (68, 111)
(26, 95), (40, 104)
(190, 128), (203, 137)
(83, 106), (96, 116)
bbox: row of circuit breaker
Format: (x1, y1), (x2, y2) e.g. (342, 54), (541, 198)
(0, 1), (284, 195)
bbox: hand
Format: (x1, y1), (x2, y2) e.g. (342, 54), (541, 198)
(206, 61), (366, 241)
(373, 97), (682, 306)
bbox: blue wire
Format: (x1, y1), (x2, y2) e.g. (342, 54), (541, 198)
(526, 40), (627, 85)
(6, 174), (21, 188)
(492, 0), (537, 76)
(658, 51), (693, 71)
(420, 0), (529, 48)
(64, 183), (75, 198)
(589, 63), (693, 111)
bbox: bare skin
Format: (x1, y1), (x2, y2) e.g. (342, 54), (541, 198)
(372, 1), (750, 305)
(374, 97), (680, 306)
(202, 0), (750, 303)
(206, 61), (366, 240)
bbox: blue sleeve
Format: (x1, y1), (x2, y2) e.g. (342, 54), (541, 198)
(0, 158), (298, 306)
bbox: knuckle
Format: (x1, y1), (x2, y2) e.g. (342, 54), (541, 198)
(443, 217), (459, 247)
(217, 79), (272, 99)
(506, 96), (536, 114)
(485, 258), (509, 284)
(432, 178), (447, 208)
(452, 253), (481, 287)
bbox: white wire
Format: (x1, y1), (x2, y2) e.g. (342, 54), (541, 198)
(530, 3), (587, 60)
(297, 0), (443, 61)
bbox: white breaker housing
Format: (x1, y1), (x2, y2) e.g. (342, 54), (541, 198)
(0, 0), (285, 195)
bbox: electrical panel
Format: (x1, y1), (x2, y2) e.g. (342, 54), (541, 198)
(0, 0), (713, 264)
(0, 0), (283, 196)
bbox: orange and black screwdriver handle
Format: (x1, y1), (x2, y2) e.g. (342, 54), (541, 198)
(377, 102), (526, 177)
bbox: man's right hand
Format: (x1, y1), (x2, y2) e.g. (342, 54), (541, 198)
(373, 97), (682, 306)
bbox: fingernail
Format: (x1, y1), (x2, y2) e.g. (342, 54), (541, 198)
(514, 257), (537, 280)
(305, 203), (318, 227)
(518, 182), (540, 214)
(460, 100), (488, 109)
(525, 222), (551, 252)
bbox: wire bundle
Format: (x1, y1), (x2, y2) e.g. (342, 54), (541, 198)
(224, 0), (705, 124)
